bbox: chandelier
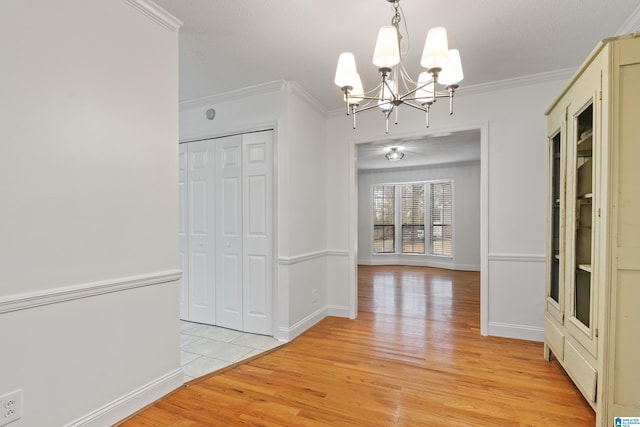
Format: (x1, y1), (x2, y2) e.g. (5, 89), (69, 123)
(334, 0), (463, 133)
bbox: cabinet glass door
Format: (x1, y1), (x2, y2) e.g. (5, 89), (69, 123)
(549, 131), (561, 304)
(573, 103), (593, 328)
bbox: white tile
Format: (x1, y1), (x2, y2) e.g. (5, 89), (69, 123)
(180, 351), (200, 366)
(182, 356), (230, 379)
(231, 333), (282, 351)
(182, 338), (254, 362)
(180, 334), (201, 347)
(180, 320), (199, 332)
(182, 324), (244, 342)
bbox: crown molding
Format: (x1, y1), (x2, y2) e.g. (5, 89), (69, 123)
(179, 80), (288, 110)
(121, 0), (183, 31)
(616, 4), (640, 35)
(288, 81), (328, 117)
(448, 67), (576, 97)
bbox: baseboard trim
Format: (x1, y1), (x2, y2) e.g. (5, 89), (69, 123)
(327, 304), (350, 318)
(488, 322), (544, 342)
(0, 270), (182, 314)
(65, 367), (183, 427)
(278, 306), (327, 341)
(358, 258), (480, 271)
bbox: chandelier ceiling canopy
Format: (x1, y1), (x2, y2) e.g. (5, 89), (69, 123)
(334, 0), (463, 133)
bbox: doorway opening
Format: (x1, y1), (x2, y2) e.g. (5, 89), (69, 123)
(349, 124), (489, 334)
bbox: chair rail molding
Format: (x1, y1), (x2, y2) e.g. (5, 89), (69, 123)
(0, 270), (182, 314)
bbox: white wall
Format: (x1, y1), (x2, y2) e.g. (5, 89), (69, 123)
(0, 1), (182, 425)
(326, 76), (568, 341)
(358, 161), (481, 271)
(178, 82), (328, 340)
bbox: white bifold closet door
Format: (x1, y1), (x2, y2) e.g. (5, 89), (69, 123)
(179, 130), (273, 335)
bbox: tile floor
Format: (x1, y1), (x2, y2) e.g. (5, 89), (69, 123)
(180, 320), (283, 383)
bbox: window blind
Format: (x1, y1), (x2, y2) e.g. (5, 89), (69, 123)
(372, 185), (395, 253)
(401, 184), (425, 254)
(430, 182), (453, 257)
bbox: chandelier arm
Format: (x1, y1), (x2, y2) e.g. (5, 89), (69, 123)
(400, 101), (430, 113)
(352, 102), (392, 114)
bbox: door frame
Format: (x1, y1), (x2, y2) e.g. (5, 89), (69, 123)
(347, 121), (489, 335)
(179, 122), (279, 336)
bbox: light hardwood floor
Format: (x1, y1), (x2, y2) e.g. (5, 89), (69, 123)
(118, 265), (594, 426)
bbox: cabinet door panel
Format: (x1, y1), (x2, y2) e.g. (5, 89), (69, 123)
(564, 65), (601, 358)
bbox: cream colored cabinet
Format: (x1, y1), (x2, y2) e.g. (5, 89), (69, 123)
(544, 32), (640, 425)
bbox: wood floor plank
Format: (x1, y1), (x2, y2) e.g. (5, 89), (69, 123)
(117, 265), (594, 426)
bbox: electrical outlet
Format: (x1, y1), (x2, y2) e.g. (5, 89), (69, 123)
(312, 289), (317, 304)
(0, 389), (22, 426)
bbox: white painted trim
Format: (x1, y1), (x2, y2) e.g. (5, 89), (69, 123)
(327, 304), (350, 317)
(616, 4), (640, 35)
(358, 257), (480, 272)
(288, 81), (328, 118)
(488, 253), (546, 263)
(0, 270), (182, 314)
(479, 122), (489, 336)
(179, 81), (287, 110)
(121, 0), (183, 31)
(326, 250), (349, 257)
(65, 368), (183, 427)
(347, 121), (490, 330)
(278, 306), (328, 341)
(488, 322), (544, 342)
(459, 68), (576, 97)
(278, 250), (347, 265)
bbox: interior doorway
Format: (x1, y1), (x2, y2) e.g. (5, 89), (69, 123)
(349, 123), (489, 334)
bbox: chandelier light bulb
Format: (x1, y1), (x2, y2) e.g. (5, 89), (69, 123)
(373, 26), (401, 68)
(439, 49), (464, 85)
(421, 27), (449, 70)
(334, 52), (359, 88)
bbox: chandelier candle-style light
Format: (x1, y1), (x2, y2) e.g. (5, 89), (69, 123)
(334, 0), (464, 133)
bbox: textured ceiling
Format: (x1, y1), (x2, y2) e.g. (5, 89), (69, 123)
(153, 0), (639, 169)
(154, 0), (639, 111)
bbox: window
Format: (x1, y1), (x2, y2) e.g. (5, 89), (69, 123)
(372, 181), (453, 257)
(372, 185), (395, 253)
(401, 184), (425, 254)
(430, 182), (453, 257)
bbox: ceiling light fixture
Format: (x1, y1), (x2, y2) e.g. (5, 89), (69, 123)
(385, 146), (405, 161)
(334, 0), (463, 134)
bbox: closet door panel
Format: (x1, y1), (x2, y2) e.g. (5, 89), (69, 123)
(216, 136), (243, 330)
(178, 145), (189, 319)
(242, 131), (273, 335)
(187, 141), (216, 324)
